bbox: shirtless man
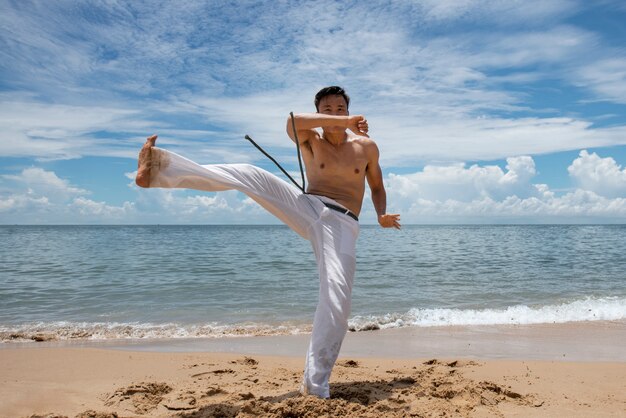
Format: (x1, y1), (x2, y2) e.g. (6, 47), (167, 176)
(135, 86), (400, 398)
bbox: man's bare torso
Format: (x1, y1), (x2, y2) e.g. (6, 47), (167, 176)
(302, 132), (371, 216)
(286, 92), (396, 228)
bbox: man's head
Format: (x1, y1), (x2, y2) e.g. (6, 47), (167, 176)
(314, 86), (350, 114)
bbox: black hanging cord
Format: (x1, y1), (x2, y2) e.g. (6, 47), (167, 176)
(290, 112), (306, 193)
(244, 112), (307, 194)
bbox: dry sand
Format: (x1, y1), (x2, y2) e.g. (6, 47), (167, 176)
(1, 344), (625, 417)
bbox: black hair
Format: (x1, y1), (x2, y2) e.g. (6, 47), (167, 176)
(314, 86), (350, 111)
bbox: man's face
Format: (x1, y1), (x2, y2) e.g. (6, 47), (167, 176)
(318, 94), (349, 116)
(318, 94), (348, 133)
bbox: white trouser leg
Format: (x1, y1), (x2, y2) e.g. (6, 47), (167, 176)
(301, 206), (359, 398)
(148, 147), (316, 238)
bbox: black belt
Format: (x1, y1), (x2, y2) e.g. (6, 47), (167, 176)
(324, 203), (359, 221)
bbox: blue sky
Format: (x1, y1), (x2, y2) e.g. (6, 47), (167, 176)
(1, 0), (626, 224)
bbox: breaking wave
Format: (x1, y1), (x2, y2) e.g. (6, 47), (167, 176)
(348, 296), (626, 331)
(2, 296), (624, 342)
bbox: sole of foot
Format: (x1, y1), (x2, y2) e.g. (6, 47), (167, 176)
(135, 135), (158, 188)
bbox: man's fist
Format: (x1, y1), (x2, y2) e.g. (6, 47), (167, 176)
(378, 213), (401, 229)
(347, 115), (369, 137)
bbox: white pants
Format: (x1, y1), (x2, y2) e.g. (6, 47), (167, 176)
(148, 147), (359, 398)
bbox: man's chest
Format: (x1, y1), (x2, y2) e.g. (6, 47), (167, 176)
(307, 141), (368, 177)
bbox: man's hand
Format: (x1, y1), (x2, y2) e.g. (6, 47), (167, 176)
(378, 214), (401, 229)
(347, 115), (369, 137)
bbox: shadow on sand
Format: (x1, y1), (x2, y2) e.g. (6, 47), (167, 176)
(179, 376), (419, 418)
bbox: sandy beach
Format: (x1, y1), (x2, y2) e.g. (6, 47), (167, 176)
(1, 322), (625, 418)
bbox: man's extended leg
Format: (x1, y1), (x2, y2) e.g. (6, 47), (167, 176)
(301, 207), (359, 398)
(136, 137), (316, 238)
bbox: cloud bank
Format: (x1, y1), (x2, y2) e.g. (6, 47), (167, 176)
(1, 150), (624, 224)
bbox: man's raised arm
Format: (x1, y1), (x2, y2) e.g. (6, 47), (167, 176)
(286, 113), (369, 144)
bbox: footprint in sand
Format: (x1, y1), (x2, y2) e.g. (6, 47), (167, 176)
(75, 411), (119, 418)
(104, 382), (172, 414)
(230, 356), (259, 367)
(191, 368), (236, 378)
(339, 359), (359, 368)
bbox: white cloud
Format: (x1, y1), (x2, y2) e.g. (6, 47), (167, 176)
(372, 115), (626, 166)
(415, 0), (579, 25)
(386, 156), (538, 203)
(0, 96), (150, 160)
(131, 188), (272, 224)
(407, 190), (624, 223)
(3, 167), (87, 198)
(361, 153), (626, 223)
(390, 190), (626, 222)
(0, 195), (50, 212)
(70, 197), (135, 218)
(465, 26), (596, 69)
(576, 58), (626, 104)
(0, 168), (136, 223)
(568, 150), (626, 197)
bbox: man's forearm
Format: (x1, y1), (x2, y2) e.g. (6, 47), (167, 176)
(292, 113), (348, 130)
(371, 187), (387, 218)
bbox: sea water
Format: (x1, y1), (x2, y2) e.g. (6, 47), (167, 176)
(1, 225), (625, 341)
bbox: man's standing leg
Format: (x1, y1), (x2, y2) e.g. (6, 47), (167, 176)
(301, 208), (359, 398)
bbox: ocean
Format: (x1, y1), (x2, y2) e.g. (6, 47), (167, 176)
(1, 225), (625, 342)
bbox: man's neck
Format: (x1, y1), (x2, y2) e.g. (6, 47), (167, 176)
(322, 129), (347, 145)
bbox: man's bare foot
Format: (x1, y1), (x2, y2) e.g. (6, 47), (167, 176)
(135, 135), (158, 188)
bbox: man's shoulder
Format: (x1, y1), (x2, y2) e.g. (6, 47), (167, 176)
(348, 136), (380, 162)
(349, 134), (375, 144)
(349, 136), (378, 151)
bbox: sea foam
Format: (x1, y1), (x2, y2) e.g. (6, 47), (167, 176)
(348, 296), (626, 331)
